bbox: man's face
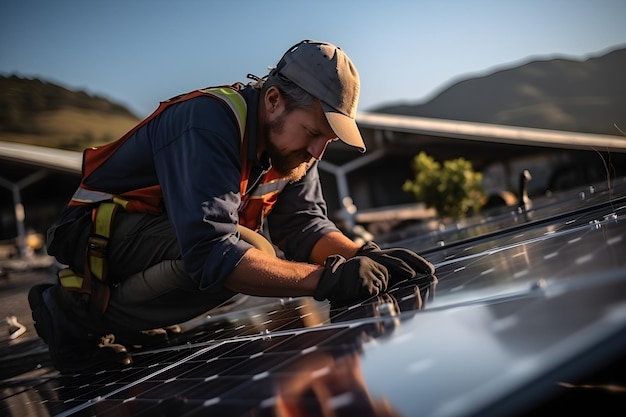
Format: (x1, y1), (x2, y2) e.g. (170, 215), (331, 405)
(265, 93), (337, 182)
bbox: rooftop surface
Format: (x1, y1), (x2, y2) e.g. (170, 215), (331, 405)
(1, 177), (626, 416)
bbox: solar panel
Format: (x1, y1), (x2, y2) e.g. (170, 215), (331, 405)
(2, 178), (626, 416)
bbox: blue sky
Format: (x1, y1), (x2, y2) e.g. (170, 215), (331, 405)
(2, 0), (625, 118)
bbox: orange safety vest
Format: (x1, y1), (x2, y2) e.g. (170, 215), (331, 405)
(69, 84), (291, 232)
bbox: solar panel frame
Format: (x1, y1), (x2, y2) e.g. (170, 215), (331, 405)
(2, 178), (626, 417)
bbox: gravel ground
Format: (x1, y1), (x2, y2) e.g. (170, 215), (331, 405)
(0, 261), (59, 381)
(0, 266), (57, 347)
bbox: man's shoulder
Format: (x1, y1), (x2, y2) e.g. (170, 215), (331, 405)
(167, 91), (240, 123)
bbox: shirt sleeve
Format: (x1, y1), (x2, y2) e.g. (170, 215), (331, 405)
(150, 96), (253, 291)
(267, 161), (341, 262)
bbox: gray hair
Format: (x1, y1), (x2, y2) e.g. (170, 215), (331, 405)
(259, 71), (317, 113)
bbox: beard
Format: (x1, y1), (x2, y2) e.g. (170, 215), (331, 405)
(265, 113), (312, 183)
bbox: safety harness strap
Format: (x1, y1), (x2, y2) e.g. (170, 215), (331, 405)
(87, 202), (119, 282)
(57, 202), (119, 315)
(56, 266), (110, 316)
(58, 268), (84, 292)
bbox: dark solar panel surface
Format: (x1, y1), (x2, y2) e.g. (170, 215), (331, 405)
(2, 178), (626, 416)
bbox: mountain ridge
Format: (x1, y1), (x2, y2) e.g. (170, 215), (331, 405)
(374, 46), (626, 136)
(1, 45), (625, 151)
(0, 75), (140, 150)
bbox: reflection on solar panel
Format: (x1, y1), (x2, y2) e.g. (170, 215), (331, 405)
(2, 178), (626, 416)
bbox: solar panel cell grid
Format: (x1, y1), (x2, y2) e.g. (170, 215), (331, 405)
(1, 178), (626, 416)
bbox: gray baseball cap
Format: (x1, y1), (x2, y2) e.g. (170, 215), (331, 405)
(275, 40), (366, 153)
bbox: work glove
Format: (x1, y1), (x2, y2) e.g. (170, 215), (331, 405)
(314, 255), (389, 303)
(356, 241), (435, 285)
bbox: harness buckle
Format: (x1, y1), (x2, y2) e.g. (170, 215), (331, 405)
(87, 234), (109, 259)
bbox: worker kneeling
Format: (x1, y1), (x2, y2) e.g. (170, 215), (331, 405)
(29, 40), (435, 374)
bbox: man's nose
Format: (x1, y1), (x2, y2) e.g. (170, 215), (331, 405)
(308, 138), (331, 160)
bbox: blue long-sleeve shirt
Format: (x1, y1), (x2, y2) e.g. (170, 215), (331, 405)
(50, 85), (340, 291)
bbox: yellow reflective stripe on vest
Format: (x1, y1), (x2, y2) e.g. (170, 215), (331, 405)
(249, 179), (290, 198)
(71, 188), (115, 205)
(199, 87), (247, 142)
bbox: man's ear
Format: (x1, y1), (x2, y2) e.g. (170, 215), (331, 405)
(265, 86), (282, 113)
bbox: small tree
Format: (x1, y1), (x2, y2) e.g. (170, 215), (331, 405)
(403, 152), (485, 219)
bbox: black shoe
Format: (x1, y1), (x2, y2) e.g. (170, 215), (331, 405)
(28, 284), (132, 374)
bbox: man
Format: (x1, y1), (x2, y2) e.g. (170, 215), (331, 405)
(29, 40), (435, 374)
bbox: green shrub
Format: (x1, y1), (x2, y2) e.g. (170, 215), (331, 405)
(403, 152), (485, 219)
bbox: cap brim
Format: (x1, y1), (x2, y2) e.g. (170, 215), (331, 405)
(323, 105), (366, 153)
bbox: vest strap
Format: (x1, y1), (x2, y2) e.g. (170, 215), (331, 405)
(87, 202), (119, 282)
(57, 267), (111, 316)
(58, 201), (120, 316)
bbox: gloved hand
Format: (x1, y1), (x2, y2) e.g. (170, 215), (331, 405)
(314, 255), (389, 303)
(356, 241), (435, 285)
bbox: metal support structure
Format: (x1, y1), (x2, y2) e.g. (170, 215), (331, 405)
(318, 148), (387, 232)
(0, 169), (48, 258)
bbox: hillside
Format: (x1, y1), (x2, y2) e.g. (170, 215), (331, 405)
(375, 46), (626, 136)
(0, 75), (140, 151)
(1, 46), (625, 152)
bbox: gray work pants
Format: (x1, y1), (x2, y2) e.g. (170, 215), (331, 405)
(50, 211), (236, 335)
